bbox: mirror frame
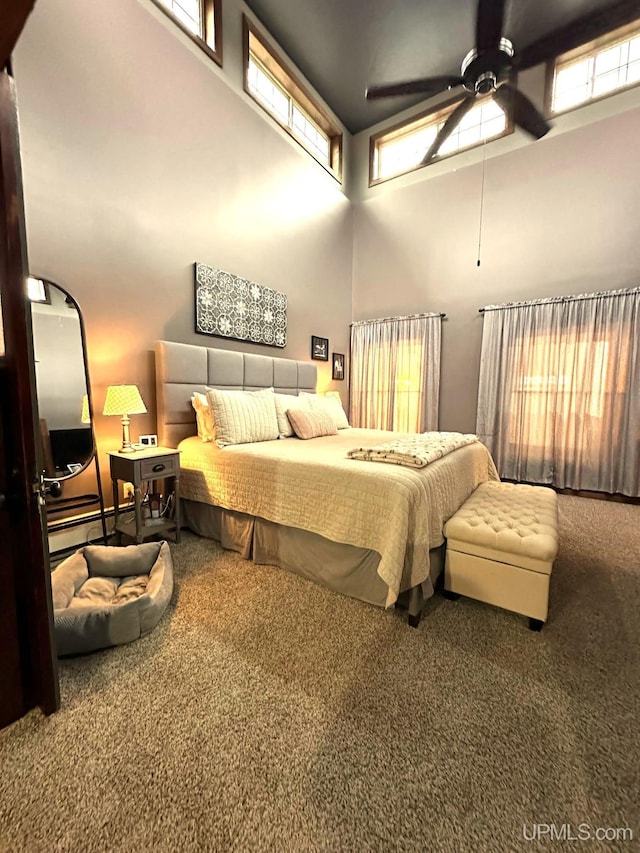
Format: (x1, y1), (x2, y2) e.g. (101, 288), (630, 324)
(30, 276), (108, 545)
(30, 277), (97, 482)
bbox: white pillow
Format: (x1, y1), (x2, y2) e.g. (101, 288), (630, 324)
(205, 388), (279, 447)
(300, 392), (349, 429)
(191, 390), (215, 442)
(273, 392), (310, 438)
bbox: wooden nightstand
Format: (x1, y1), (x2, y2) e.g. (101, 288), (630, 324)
(109, 447), (181, 544)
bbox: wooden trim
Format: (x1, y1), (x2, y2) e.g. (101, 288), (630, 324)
(502, 479), (640, 505)
(552, 15), (640, 67)
(242, 15), (342, 182)
(1, 0), (36, 70)
(0, 69), (59, 720)
(0, 360), (25, 726)
(369, 89), (515, 187)
(543, 58), (557, 117)
(147, 0), (222, 68)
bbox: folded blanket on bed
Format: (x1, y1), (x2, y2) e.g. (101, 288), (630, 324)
(346, 431), (479, 468)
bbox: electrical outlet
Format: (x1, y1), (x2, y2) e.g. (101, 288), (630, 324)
(122, 482), (135, 501)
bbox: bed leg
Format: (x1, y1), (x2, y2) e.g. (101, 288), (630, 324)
(407, 612), (421, 628)
(529, 618), (544, 631)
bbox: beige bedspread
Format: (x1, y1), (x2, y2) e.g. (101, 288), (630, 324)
(178, 428), (499, 606)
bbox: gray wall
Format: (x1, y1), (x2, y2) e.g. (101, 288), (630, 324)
(13, 0), (353, 471)
(352, 91), (640, 433)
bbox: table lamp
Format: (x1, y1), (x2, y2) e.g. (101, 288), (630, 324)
(81, 394), (90, 424)
(103, 385), (147, 453)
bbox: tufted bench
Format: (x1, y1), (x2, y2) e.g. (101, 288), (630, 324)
(443, 481), (558, 630)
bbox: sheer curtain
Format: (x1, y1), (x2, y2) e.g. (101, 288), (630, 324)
(476, 288), (640, 496)
(350, 313), (441, 432)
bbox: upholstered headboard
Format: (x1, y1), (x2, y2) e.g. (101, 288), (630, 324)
(155, 340), (318, 448)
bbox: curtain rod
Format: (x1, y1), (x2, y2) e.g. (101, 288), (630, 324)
(479, 285), (640, 314)
(350, 312), (446, 327)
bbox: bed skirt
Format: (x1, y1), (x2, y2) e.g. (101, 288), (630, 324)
(181, 498), (444, 622)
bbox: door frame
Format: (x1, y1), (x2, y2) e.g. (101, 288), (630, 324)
(0, 1), (59, 728)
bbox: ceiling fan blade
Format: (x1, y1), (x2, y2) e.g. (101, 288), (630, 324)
(517, 0), (640, 70)
(419, 94), (476, 165)
(476, 0), (507, 52)
(494, 83), (551, 140)
(366, 75), (464, 100)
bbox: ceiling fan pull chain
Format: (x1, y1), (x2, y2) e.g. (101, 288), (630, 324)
(477, 139), (487, 267)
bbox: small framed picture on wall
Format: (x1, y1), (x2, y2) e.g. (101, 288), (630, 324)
(332, 353), (345, 380)
(311, 335), (329, 361)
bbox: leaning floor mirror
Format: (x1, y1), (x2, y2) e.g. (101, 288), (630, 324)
(28, 276), (107, 548)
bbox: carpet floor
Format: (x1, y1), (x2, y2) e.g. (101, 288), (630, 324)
(0, 495), (638, 852)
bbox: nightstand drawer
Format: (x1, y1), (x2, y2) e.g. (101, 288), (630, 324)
(139, 454), (178, 479)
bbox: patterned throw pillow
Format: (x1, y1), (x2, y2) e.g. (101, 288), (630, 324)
(205, 388), (279, 447)
(286, 408), (338, 440)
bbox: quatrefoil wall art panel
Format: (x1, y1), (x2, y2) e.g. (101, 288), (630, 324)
(194, 263), (287, 348)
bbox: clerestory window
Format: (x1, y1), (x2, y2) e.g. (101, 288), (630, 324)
(243, 17), (342, 180)
(549, 18), (640, 114)
(151, 0), (222, 66)
(370, 95), (510, 186)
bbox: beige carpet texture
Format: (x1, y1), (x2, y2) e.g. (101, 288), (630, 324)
(1, 495), (638, 852)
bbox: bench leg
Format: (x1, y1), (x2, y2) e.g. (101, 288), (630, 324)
(443, 589), (460, 601)
(529, 618), (544, 631)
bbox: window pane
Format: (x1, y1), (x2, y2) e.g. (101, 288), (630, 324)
(458, 109), (480, 132)
(249, 55), (332, 166)
(292, 105), (330, 163)
(593, 69), (623, 97)
(158, 0), (201, 36)
(552, 23), (640, 112)
(556, 58), (591, 93)
(441, 100), (505, 155)
(627, 59), (640, 83)
(554, 59), (591, 110)
(377, 126), (436, 179)
(482, 115), (505, 137)
(594, 44), (625, 75)
(248, 59), (289, 124)
(458, 126), (482, 148)
(375, 96), (506, 180)
(481, 98), (505, 121)
(553, 60), (591, 111)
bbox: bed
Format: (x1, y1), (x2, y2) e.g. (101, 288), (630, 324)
(155, 340), (499, 624)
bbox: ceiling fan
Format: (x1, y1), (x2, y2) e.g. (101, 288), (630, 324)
(366, 0), (639, 165)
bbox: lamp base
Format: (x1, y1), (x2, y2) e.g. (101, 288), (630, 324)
(119, 417), (135, 453)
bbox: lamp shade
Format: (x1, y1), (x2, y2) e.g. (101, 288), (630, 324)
(81, 394), (90, 424)
(103, 385), (147, 416)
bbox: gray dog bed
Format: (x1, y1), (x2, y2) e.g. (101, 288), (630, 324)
(51, 541), (174, 655)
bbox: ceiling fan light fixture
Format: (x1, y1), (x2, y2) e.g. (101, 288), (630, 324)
(475, 71), (497, 94)
(461, 47), (478, 76)
(498, 37), (514, 58)
(461, 39), (514, 77)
